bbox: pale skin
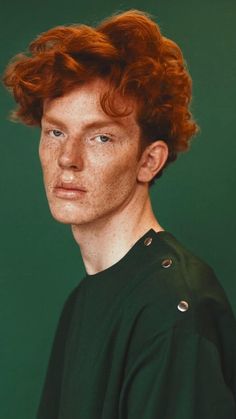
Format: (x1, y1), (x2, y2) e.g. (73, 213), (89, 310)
(39, 78), (169, 275)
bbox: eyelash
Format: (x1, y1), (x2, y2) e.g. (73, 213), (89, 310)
(94, 134), (111, 143)
(48, 129), (63, 138)
(45, 129), (112, 143)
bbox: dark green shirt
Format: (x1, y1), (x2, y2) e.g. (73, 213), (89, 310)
(36, 229), (236, 418)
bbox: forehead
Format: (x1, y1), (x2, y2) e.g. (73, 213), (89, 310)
(42, 78), (139, 132)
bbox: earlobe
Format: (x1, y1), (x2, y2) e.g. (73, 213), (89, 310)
(137, 140), (169, 183)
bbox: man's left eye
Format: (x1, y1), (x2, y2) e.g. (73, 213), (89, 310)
(95, 135), (111, 143)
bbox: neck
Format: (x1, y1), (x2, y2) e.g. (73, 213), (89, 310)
(71, 191), (164, 275)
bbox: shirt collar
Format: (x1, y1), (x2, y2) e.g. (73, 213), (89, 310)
(84, 228), (175, 282)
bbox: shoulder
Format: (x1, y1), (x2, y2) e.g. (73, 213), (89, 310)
(124, 231), (236, 347)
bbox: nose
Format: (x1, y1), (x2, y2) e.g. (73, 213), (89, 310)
(58, 137), (84, 170)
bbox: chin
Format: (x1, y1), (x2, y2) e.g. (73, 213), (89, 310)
(49, 207), (97, 226)
(48, 204), (83, 225)
(51, 213), (76, 224)
(53, 217), (75, 224)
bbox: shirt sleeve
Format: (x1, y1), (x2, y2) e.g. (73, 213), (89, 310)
(119, 322), (236, 419)
(36, 285), (79, 419)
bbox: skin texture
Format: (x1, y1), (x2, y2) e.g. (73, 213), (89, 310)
(39, 78), (169, 274)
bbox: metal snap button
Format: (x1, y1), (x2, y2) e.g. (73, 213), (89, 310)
(161, 258), (173, 268)
(177, 301), (189, 312)
(144, 237), (152, 246)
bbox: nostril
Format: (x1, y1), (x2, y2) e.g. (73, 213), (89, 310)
(58, 149), (83, 170)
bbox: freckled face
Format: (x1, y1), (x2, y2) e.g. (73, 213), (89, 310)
(39, 78), (143, 226)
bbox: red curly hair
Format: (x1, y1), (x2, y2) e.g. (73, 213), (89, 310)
(3, 9), (199, 185)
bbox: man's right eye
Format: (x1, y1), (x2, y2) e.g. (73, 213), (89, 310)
(48, 129), (63, 138)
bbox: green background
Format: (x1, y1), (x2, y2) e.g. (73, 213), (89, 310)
(1, 0), (235, 418)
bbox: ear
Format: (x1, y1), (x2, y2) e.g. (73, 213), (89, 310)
(137, 140), (169, 183)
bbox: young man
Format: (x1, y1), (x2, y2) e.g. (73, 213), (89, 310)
(3, 9), (236, 419)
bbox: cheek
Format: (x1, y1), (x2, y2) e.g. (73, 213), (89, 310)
(39, 141), (57, 176)
(39, 140), (49, 168)
(93, 151), (138, 192)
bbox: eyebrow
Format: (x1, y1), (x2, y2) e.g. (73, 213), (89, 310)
(41, 115), (125, 131)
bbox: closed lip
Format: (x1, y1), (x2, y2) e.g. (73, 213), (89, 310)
(55, 182), (87, 192)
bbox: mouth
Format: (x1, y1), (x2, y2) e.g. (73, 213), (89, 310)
(53, 183), (87, 199)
